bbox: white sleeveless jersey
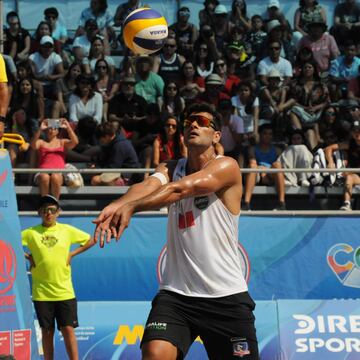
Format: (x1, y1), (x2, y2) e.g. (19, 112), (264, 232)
(160, 158), (248, 297)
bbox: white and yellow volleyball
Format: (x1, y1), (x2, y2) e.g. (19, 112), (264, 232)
(123, 7), (168, 55)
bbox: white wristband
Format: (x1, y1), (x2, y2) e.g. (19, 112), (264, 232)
(150, 172), (168, 186)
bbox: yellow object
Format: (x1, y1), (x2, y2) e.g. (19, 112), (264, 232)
(0, 55), (8, 83)
(0, 133), (29, 151)
(22, 223), (90, 301)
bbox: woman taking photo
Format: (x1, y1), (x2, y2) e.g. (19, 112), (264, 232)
(69, 74), (103, 123)
(152, 114), (187, 167)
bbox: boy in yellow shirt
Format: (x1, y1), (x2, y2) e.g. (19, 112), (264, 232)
(22, 195), (94, 360)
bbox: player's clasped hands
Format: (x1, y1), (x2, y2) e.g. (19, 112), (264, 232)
(92, 201), (135, 247)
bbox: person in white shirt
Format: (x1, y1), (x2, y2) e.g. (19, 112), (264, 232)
(257, 40), (292, 86)
(69, 74), (103, 123)
(94, 102), (259, 359)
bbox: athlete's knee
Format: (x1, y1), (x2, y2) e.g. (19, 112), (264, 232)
(141, 340), (178, 360)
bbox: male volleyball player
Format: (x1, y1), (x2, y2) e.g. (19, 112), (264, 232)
(0, 54), (9, 139)
(94, 103), (259, 359)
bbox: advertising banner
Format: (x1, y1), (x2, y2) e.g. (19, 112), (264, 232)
(0, 152), (38, 359)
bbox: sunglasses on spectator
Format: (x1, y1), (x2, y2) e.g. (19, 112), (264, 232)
(165, 124), (177, 129)
(41, 206), (58, 214)
(184, 114), (216, 129)
(216, 62), (225, 67)
(269, 46), (281, 50)
(325, 111), (336, 116)
(96, 65), (107, 69)
(42, 44), (54, 48)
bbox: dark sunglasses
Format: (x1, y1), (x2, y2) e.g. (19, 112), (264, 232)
(216, 62), (225, 67)
(184, 114), (216, 129)
(269, 47), (281, 50)
(96, 65), (107, 69)
(41, 206), (58, 214)
(42, 44), (54, 48)
(325, 111), (336, 116)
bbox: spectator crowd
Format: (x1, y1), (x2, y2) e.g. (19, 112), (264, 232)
(3, 0), (360, 211)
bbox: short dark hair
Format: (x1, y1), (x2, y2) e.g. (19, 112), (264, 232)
(185, 103), (221, 130)
(6, 11), (19, 22)
(251, 14), (262, 21)
(95, 122), (116, 138)
(44, 7), (59, 18)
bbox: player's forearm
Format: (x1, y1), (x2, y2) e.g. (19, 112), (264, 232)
(0, 84), (9, 117)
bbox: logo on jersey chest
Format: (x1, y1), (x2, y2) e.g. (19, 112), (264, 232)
(194, 196), (209, 210)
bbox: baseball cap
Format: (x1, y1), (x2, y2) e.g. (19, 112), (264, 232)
(122, 76), (136, 84)
(38, 195), (59, 209)
(227, 41), (243, 51)
(206, 74), (223, 85)
(267, 19), (283, 33)
(40, 35), (54, 45)
(351, 120), (360, 131)
(214, 5), (227, 14)
(268, 0), (280, 8)
(268, 68), (281, 78)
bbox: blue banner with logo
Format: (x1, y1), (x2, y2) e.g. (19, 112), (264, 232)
(0, 152), (38, 359)
(50, 299), (359, 359)
(19, 215), (360, 301)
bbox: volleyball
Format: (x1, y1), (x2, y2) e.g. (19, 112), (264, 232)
(123, 7), (168, 55)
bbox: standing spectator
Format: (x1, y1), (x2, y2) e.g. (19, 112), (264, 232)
(169, 7), (198, 60)
(242, 124), (285, 210)
(108, 76), (147, 134)
(95, 59), (119, 122)
(247, 15), (267, 62)
(293, 0), (326, 40)
(69, 74), (103, 123)
(91, 122), (140, 186)
(325, 119), (360, 211)
(22, 195), (93, 360)
(30, 21), (62, 55)
(135, 56), (164, 104)
(178, 61), (205, 105)
(257, 40), (293, 86)
(31, 119), (79, 199)
(29, 36), (65, 100)
(298, 20), (339, 73)
(4, 11), (30, 61)
(229, 0), (251, 31)
(152, 115), (187, 167)
(154, 37), (185, 85)
(44, 7), (68, 44)
(199, 0), (219, 27)
(329, 41), (360, 99)
(265, 0), (292, 32)
(157, 82), (185, 117)
(332, 0), (360, 47)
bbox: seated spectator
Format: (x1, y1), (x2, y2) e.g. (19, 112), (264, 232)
(10, 77), (44, 131)
(325, 119), (360, 211)
(329, 41), (360, 100)
(53, 63), (82, 118)
(298, 20), (339, 74)
(278, 129), (314, 186)
(318, 105), (340, 142)
(231, 81), (259, 143)
(76, 0), (116, 48)
(293, 45), (314, 77)
(257, 40), (292, 86)
(242, 124), (285, 210)
(247, 15), (267, 62)
(178, 61), (205, 106)
(259, 69), (292, 136)
(91, 122), (140, 186)
(227, 24), (247, 46)
(135, 55), (164, 104)
(229, 0), (251, 31)
(153, 37), (185, 85)
(152, 114), (187, 167)
(213, 4), (233, 54)
(214, 57), (240, 96)
(348, 71), (360, 103)
(119, 49), (137, 78)
(157, 82), (185, 117)
(289, 60), (329, 149)
(29, 36), (64, 100)
(31, 118), (79, 199)
(73, 19), (104, 58)
(69, 74), (103, 123)
(336, 99), (360, 141)
(30, 21), (62, 55)
(95, 59), (119, 122)
(44, 7), (68, 44)
(84, 37), (115, 77)
(199, 0), (219, 27)
(108, 76), (147, 134)
(169, 7), (198, 60)
(265, 0), (292, 32)
(218, 99), (244, 162)
(293, 0), (326, 41)
(4, 11), (30, 61)
(196, 74), (230, 108)
(194, 41), (215, 79)
(332, 0), (360, 48)
(16, 60), (44, 100)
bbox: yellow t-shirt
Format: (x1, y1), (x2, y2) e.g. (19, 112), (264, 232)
(22, 222), (90, 301)
(0, 55), (8, 83)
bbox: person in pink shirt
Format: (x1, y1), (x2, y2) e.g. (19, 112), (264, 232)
(298, 20), (339, 73)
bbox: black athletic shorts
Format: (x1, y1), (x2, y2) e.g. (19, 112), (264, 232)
(141, 290), (259, 360)
(34, 298), (79, 330)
